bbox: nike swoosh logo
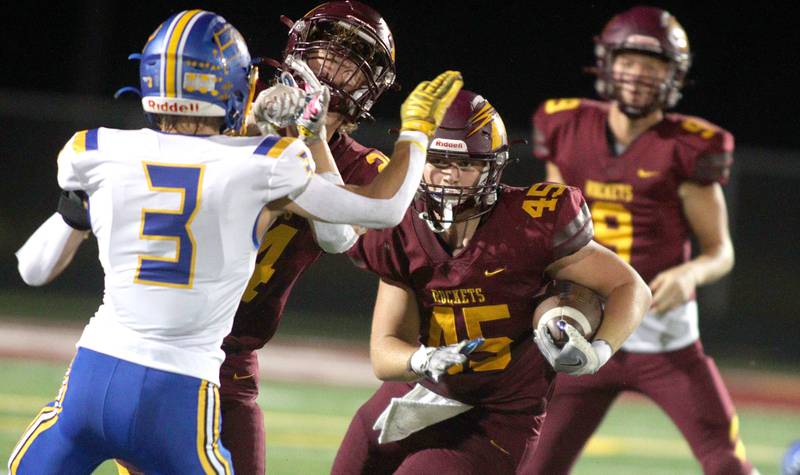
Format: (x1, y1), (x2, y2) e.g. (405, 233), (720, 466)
(484, 268), (505, 277)
(637, 168), (659, 178)
(232, 373), (254, 381)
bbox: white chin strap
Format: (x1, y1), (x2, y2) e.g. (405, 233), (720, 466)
(420, 202), (453, 233)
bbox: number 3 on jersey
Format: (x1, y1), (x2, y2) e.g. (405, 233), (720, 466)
(134, 163), (204, 288)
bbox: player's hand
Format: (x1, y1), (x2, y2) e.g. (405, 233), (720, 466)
(409, 337), (483, 383)
(534, 323), (611, 376)
(251, 83), (306, 134)
(251, 57), (330, 142)
(400, 71), (463, 138)
(649, 264), (696, 314)
(284, 55), (330, 143)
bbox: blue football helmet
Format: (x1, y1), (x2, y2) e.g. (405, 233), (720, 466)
(125, 10), (256, 134)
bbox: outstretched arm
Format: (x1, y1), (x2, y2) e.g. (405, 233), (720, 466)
(282, 71), (463, 229)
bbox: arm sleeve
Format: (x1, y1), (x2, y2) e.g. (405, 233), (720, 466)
(16, 213), (83, 286)
(291, 131), (428, 229)
(308, 172), (359, 254)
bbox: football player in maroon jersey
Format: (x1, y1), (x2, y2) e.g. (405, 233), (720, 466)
(218, 2), (399, 473)
(522, 6), (758, 475)
(331, 89), (651, 474)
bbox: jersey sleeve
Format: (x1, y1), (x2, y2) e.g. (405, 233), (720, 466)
(57, 129), (100, 191)
(676, 122), (735, 186)
(550, 186), (594, 260)
(341, 148), (388, 186)
(531, 98), (582, 163)
(251, 135), (315, 204)
(518, 183), (593, 263)
(346, 226), (411, 287)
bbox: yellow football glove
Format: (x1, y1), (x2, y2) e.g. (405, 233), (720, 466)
(400, 70), (463, 138)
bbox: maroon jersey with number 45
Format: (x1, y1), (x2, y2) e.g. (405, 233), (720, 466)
(222, 133), (388, 354)
(533, 98), (733, 283)
(348, 184), (593, 413)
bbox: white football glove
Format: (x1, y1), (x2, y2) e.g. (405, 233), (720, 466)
(534, 323), (612, 376)
(250, 56), (330, 142)
(284, 55), (330, 143)
(251, 79), (306, 135)
(408, 338), (484, 383)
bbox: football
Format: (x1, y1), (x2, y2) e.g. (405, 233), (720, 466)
(533, 280), (604, 347)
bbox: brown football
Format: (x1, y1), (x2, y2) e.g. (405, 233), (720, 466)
(532, 281), (604, 347)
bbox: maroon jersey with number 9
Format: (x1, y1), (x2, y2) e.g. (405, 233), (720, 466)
(533, 98), (733, 283)
(348, 184), (593, 413)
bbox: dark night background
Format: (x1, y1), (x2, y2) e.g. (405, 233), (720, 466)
(1, 1), (798, 365)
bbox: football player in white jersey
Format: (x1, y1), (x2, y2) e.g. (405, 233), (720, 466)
(8, 9), (461, 475)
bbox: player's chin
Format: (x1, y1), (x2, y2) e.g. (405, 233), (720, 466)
(619, 91), (654, 108)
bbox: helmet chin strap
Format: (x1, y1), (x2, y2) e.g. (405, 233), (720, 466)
(420, 202), (454, 233)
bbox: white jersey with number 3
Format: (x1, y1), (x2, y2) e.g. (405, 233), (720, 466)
(57, 127), (313, 384)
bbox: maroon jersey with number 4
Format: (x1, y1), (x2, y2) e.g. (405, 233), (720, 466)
(222, 133), (387, 353)
(348, 184), (593, 413)
(533, 98), (733, 283)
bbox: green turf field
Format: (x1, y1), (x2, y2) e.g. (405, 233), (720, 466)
(1, 359), (796, 474)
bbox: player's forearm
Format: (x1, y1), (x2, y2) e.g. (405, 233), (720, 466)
(349, 133), (427, 200)
(288, 133), (427, 228)
(370, 335), (420, 381)
(16, 213), (88, 286)
(306, 132), (338, 176)
(684, 240), (734, 287)
(594, 278), (651, 351)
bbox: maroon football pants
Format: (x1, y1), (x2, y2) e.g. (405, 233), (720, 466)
(219, 351), (266, 475)
(332, 381), (542, 475)
(518, 341), (753, 475)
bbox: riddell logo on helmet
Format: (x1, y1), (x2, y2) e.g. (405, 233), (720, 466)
(624, 35), (662, 50)
(431, 138), (468, 152)
(146, 99), (200, 113)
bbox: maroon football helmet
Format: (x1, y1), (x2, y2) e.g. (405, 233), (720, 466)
(283, 1), (397, 123)
(594, 6), (691, 117)
(416, 90), (510, 232)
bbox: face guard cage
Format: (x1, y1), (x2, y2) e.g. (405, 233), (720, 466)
(415, 150), (509, 233)
(289, 19), (395, 123)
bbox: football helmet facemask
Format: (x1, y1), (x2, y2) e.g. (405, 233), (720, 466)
(416, 89), (510, 233)
(283, 1), (397, 124)
(594, 6), (691, 117)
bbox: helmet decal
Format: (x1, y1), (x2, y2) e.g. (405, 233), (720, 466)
(127, 10), (255, 134)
